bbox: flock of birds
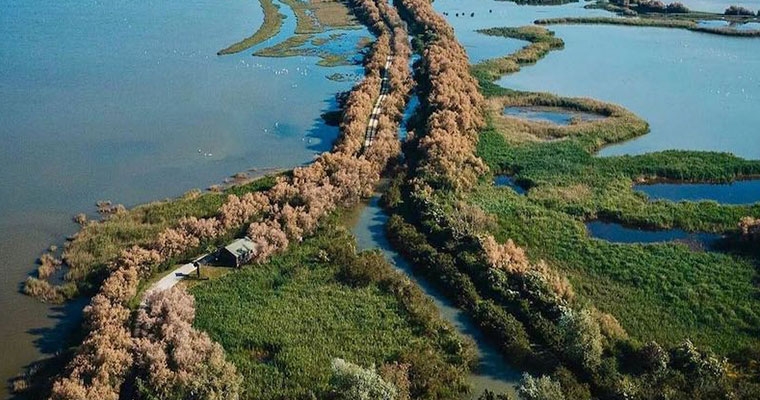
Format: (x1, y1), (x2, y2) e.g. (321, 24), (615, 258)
(442, 9), (493, 17)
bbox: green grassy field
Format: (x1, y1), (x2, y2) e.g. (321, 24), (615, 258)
(191, 219), (475, 399)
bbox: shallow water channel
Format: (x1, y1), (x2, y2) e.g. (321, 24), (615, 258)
(494, 175), (527, 194)
(351, 197), (521, 398)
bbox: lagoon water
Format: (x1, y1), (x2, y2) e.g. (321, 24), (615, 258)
(635, 180), (760, 204)
(494, 175), (527, 194)
(435, 0), (614, 64)
(2, 0), (760, 395)
(503, 106), (604, 125)
(678, 0), (759, 13)
(498, 26), (760, 159)
(586, 221), (722, 249)
(0, 0), (364, 394)
(435, 0), (760, 160)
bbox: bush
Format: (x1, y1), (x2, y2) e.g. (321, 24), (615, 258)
(725, 5), (755, 15)
(132, 287), (242, 400)
(473, 300), (533, 365)
(518, 373), (565, 400)
(338, 250), (390, 287)
(330, 358), (397, 400)
(665, 2), (689, 13)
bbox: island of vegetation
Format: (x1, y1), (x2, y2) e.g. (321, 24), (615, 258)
(217, 0), (286, 55)
(567, 0), (760, 37)
(12, 0), (760, 399)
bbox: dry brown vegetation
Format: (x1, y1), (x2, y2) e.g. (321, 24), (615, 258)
(397, 0), (487, 192)
(46, 0), (414, 398)
(133, 287), (242, 399)
(739, 216), (760, 240)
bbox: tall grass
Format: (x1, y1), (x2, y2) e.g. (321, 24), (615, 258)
(191, 219), (475, 399)
(52, 176), (276, 298)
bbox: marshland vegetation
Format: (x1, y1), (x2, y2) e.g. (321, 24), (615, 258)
(217, 0), (286, 54)
(381, 1), (760, 394)
(11, 0), (760, 398)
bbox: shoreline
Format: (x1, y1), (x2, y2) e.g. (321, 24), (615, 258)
(536, 16), (760, 37)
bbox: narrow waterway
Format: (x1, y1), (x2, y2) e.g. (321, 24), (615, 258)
(351, 197), (521, 399)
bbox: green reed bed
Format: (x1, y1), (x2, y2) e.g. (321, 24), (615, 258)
(218, 0), (286, 55)
(471, 26), (565, 85)
(191, 218), (475, 400)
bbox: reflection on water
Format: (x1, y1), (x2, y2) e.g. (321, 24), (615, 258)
(635, 180), (760, 204)
(351, 197), (521, 399)
(586, 221), (722, 250)
(494, 175), (527, 195)
(504, 106), (604, 125)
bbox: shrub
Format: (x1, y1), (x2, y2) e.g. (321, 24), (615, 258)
(518, 373), (566, 400)
(23, 277), (64, 303)
(338, 250), (389, 288)
(133, 287), (242, 400)
(330, 358), (397, 400)
(725, 5), (755, 15)
(558, 308), (603, 371)
(666, 2), (689, 13)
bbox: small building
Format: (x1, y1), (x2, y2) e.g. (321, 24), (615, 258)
(218, 237), (256, 268)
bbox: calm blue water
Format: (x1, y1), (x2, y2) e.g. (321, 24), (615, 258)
(697, 20), (760, 31)
(504, 106), (604, 125)
(737, 22), (760, 31)
(697, 19), (731, 28)
(494, 175), (527, 194)
(498, 25), (760, 159)
(434, 0), (760, 160)
(636, 180), (760, 204)
(586, 221), (722, 248)
(0, 0), (364, 393)
(433, 0), (614, 63)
